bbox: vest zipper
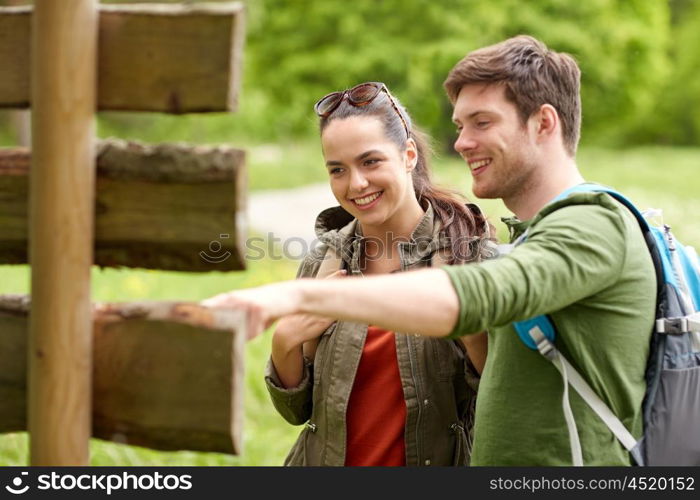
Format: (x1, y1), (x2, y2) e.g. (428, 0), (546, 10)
(406, 333), (424, 465)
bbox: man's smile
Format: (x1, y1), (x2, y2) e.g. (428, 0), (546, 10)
(468, 158), (492, 175)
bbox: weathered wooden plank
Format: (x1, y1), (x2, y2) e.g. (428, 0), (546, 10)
(0, 2), (245, 112)
(0, 295), (29, 434)
(0, 139), (247, 271)
(0, 6), (30, 108)
(0, 295), (246, 455)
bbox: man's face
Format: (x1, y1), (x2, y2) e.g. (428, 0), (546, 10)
(452, 83), (539, 202)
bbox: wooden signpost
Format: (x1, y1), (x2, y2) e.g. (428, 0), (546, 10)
(0, 1), (247, 465)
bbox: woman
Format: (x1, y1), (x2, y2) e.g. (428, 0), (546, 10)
(265, 82), (496, 466)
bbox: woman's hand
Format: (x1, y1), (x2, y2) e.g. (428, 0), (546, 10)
(269, 270), (346, 388)
(273, 269), (347, 352)
(273, 313), (336, 352)
(459, 331), (488, 374)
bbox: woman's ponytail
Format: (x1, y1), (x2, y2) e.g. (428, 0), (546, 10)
(410, 128), (494, 264)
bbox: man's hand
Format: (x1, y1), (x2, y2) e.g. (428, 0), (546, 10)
(203, 268), (460, 341)
(202, 280), (304, 340)
(202, 270), (347, 342)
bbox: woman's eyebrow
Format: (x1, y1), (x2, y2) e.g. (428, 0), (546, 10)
(326, 149), (383, 167)
(355, 149), (382, 162)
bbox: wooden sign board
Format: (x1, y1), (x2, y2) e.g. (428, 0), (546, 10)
(0, 295), (246, 454)
(0, 139), (247, 271)
(0, 2), (245, 112)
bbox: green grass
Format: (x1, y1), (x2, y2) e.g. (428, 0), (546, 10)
(1, 141), (699, 465)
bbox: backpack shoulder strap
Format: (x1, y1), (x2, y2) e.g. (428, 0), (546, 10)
(526, 325), (642, 465)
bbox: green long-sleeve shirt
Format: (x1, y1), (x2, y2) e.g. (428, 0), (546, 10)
(444, 192), (656, 465)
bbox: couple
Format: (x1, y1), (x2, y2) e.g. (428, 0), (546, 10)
(206, 35), (655, 466)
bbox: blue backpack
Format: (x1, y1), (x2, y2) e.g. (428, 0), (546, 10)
(511, 183), (700, 466)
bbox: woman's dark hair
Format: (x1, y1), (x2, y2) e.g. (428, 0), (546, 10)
(318, 87), (495, 264)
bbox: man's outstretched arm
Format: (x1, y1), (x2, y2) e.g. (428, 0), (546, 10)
(203, 268), (461, 340)
(299, 268), (459, 336)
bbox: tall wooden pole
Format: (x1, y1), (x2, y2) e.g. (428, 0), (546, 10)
(28, 0), (97, 465)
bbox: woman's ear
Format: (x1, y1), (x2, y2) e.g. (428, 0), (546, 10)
(405, 138), (418, 172)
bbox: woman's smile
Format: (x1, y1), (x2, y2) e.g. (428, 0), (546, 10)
(350, 191), (384, 210)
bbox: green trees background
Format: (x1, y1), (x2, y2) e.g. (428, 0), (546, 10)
(2, 0), (698, 150)
(135, 0), (698, 148)
(630, 0), (700, 144)
(242, 0), (673, 148)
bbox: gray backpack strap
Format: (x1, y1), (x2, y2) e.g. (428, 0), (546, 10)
(497, 227), (529, 256)
(528, 326), (640, 465)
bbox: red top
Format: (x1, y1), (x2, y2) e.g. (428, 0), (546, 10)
(345, 325), (407, 466)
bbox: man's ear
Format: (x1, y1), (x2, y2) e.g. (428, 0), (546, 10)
(405, 138), (418, 172)
(533, 104), (559, 142)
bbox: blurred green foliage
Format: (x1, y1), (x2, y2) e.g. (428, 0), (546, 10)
(239, 0), (672, 148)
(626, 0), (700, 145)
(89, 0), (683, 149)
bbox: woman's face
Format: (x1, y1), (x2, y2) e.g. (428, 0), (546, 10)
(321, 116), (418, 232)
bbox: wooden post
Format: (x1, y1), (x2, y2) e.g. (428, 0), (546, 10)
(28, 0), (97, 465)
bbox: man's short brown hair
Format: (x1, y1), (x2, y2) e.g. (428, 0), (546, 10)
(444, 35), (581, 156)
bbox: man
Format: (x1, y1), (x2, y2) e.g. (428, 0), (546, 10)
(205, 36), (656, 465)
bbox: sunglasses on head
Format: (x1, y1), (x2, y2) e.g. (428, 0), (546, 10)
(314, 82), (410, 139)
